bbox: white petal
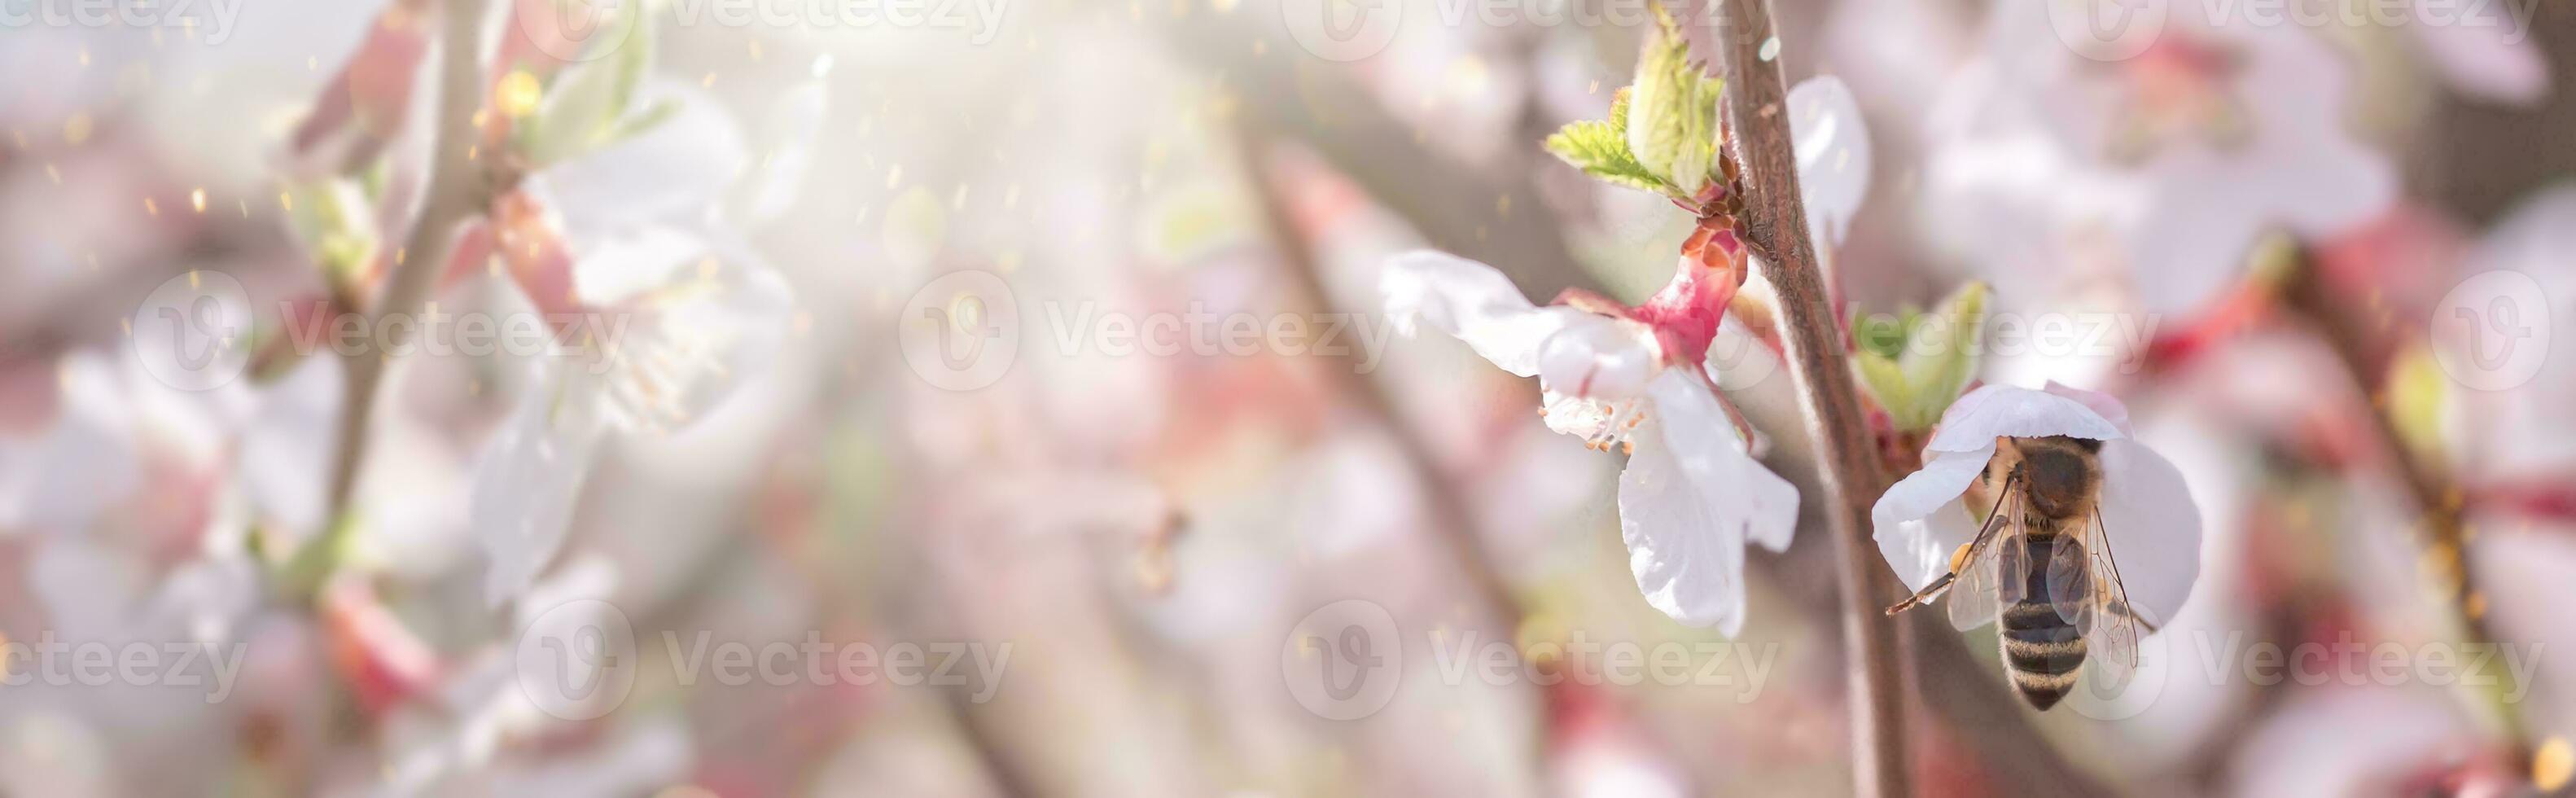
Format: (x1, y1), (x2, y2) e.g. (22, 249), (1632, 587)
(472, 377), (606, 605)
(580, 231), (795, 432)
(1617, 370), (1799, 634)
(31, 537), (143, 639)
(1789, 75), (1873, 248)
(729, 80), (828, 228)
(1871, 449), (1993, 592)
(238, 356), (344, 539)
(532, 82), (750, 245)
(1536, 314), (1663, 401)
(0, 355), (139, 535)
(1924, 383), (2125, 454)
(2410, 7), (2550, 106)
(2095, 438), (2201, 627)
(1382, 250), (1582, 377)
(2042, 380), (2133, 436)
(1647, 370), (1798, 553)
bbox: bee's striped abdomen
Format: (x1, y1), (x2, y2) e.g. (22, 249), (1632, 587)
(1999, 533), (2086, 709)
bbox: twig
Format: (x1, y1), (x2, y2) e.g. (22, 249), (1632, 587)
(2280, 249), (2535, 761)
(1228, 126), (1527, 629)
(288, 0), (496, 592)
(1702, 2), (1910, 795)
(1159, 15), (1597, 302)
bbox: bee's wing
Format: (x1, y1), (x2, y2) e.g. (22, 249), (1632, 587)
(2049, 508), (2144, 688)
(1946, 490), (2026, 630)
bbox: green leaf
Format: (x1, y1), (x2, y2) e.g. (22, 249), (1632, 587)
(1544, 116), (1671, 195)
(1850, 282), (1988, 432)
(1624, 4), (1719, 195)
(1895, 282), (1987, 430)
(609, 3), (657, 120)
(523, 61), (626, 166)
(1851, 349), (1914, 426)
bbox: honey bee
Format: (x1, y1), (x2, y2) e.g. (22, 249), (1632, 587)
(1886, 435), (2158, 709)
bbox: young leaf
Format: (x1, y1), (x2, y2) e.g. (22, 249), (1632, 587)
(1895, 282), (1986, 429)
(1544, 118), (1671, 195)
(1625, 4), (1718, 195)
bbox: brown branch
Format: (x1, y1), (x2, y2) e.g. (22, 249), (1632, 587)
(2280, 250), (2535, 761)
(1159, 15), (1598, 303)
(1702, 2), (1909, 795)
(1228, 127), (1526, 629)
(288, 0), (496, 593)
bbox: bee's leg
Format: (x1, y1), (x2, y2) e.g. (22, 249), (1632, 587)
(2107, 598), (2162, 634)
(1885, 572), (1956, 615)
(1886, 474), (2020, 617)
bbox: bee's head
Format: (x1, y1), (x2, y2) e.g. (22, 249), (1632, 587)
(2011, 436), (2103, 519)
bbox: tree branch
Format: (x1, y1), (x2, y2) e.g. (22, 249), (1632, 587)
(289, 0), (496, 593)
(2280, 249), (2535, 761)
(1702, 3), (1909, 795)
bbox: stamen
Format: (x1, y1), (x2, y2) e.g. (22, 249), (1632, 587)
(1577, 400), (1649, 454)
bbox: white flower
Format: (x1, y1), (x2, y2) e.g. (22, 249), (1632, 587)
(1788, 74), (1872, 250)
(1870, 382), (2201, 629)
(1384, 251), (1798, 634)
(1924, 5), (2395, 316)
(470, 81), (798, 603)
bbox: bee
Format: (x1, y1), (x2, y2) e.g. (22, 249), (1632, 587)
(1886, 435), (2158, 709)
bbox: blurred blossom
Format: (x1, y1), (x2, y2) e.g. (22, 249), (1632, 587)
(474, 78), (799, 603)
(2230, 687), (2507, 796)
(3, 0), (2572, 791)
(1924, 3), (2396, 317)
(2448, 185), (2576, 481)
(2404, 0), (2552, 105)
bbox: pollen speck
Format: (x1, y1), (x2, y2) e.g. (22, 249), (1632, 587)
(497, 70), (543, 118)
(2536, 737), (2574, 792)
(63, 112), (94, 145)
